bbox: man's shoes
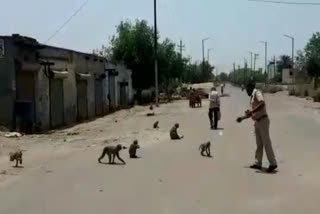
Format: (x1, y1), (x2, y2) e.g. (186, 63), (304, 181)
(266, 165), (278, 173)
(249, 164), (262, 170)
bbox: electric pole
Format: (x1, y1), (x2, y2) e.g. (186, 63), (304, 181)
(253, 53), (259, 82)
(154, 0), (159, 107)
(248, 51), (253, 78)
(233, 62), (236, 83)
(261, 41), (268, 86)
(177, 39), (185, 58)
(202, 37), (210, 73)
(284, 34), (295, 68)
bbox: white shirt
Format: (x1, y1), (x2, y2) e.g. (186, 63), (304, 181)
(209, 90), (220, 109)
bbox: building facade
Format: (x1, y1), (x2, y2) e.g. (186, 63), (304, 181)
(0, 34), (133, 132)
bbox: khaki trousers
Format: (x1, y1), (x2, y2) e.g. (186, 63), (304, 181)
(254, 117), (277, 166)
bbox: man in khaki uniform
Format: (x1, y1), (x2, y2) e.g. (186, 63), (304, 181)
(237, 82), (278, 173)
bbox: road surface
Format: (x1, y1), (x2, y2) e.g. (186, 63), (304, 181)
(0, 84), (319, 214)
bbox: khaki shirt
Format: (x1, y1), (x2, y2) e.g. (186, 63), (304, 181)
(251, 89), (267, 120)
(209, 90), (220, 109)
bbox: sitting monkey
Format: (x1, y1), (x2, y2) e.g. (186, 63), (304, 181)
(170, 123), (184, 140)
(153, 121), (159, 129)
(98, 144), (126, 165)
(199, 141), (211, 157)
(129, 140), (140, 158)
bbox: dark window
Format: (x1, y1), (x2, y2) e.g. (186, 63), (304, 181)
(290, 71), (293, 76)
(24, 55), (29, 62)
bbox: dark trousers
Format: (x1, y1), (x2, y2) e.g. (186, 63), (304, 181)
(209, 108), (220, 129)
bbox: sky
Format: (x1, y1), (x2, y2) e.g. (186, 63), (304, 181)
(1, 0), (320, 73)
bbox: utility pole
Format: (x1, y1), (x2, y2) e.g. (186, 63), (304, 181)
(233, 62), (236, 83)
(244, 58), (248, 83)
(177, 39), (185, 58)
(207, 48), (213, 74)
(154, 0), (159, 107)
(273, 55), (276, 79)
(284, 34), (295, 68)
(202, 37), (210, 73)
(261, 41), (268, 86)
(253, 53), (259, 82)
(248, 51), (253, 78)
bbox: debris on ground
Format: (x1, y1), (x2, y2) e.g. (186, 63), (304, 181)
(4, 132), (22, 138)
(67, 132), (79, 136)
(0, 170), (7, 175)
(147, 112), (155, 117)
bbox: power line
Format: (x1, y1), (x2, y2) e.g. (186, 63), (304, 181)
(45, 0), (89, 44)
(248, 0), (320, 5)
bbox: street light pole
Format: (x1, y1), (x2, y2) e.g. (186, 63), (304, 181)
(284, 34), (295, 68)
(253, 53), (259, 82)
(248, 51), (253, 78)
(154, 0), (159, 107)
(202, 37), (210, 73)
(260, 41), (268, 86)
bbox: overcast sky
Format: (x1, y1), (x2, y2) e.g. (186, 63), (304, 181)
(1, 0), (320, 73)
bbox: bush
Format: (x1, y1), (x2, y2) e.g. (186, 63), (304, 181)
(141, 89), (152, 104)
(261, 85), (283, 94)
(313, 89), (320, 102)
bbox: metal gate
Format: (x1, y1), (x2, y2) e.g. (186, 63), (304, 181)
(95, 79), (103, 116)
(50, 79), (64, 128)
(77, 80), (88, 121)
(120, 83), (128, 107)
(16, 72), (35, 132)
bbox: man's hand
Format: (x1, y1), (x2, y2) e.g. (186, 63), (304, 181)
(236, 117), (243, 123)
(245, 110), (252, 117)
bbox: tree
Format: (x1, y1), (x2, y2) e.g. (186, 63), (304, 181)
(305, 32), (320, 89)
(295, 50), (307, 72)
(218, 72), (229, 82)
(277, 55), (293, 72)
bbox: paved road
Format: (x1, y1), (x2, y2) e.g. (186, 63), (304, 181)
(0, 85), (319, 214)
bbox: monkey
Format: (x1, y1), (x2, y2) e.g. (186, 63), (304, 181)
(149, 105), (154, 110)
(9, 150), (23, 167)
(153, 121), (159, 129)
(199, 141), (211, 157)
(98, 144), (126, 164)
(170, 123), (184, 140)
(129, 140), (140, 158)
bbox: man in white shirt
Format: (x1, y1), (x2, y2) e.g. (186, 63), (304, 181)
(208, 87), (220, 130)
(237, 81), (277, 173)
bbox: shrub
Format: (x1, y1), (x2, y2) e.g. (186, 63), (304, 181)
(313, 89), (320, 102)
(262, 85), (283, 94)
(141, 89), (152, 104)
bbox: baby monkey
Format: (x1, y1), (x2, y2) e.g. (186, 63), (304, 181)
(9, 150), (23, 167)
(153, 121), (159, 129)
(199, 141), (211, 157)
(129, 140), (140, 158)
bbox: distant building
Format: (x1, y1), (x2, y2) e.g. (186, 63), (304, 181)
(0, 34), (133, 132)
(282, 68), (298, 84)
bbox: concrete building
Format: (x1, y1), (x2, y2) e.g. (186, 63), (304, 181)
(0, 34), (133, 132)
(282, 68), (298, 84)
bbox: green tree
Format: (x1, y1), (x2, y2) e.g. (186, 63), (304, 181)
(218, 72), (229, 82)
(305, 32), (320, 89)
(295, 50), (307, 72)
(109, 20), (155, 94)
